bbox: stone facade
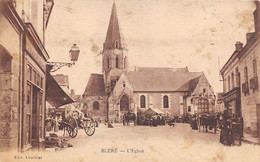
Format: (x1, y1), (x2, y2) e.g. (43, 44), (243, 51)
(0, 1), (24, 151)
(221, 1), (260, 140)
(0, 0), (54, 151)
(83, 95), (107, 121)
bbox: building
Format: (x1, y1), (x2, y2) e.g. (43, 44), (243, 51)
(82, 3), (215, 122)
(0, 0), (55, 151)
(215, 92), (225, 113)
(220, 1), (260, 141)
(0, 0), (74, 151)
(71, 89), (83, 110)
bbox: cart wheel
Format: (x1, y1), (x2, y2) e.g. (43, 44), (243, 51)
(68, 117), (78, 138)
(84, 117), (95, 136)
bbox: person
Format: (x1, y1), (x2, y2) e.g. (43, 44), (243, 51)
(237, 116), (244, 138)
(220, 116), (232, 146)
(157, 115), (160, 126)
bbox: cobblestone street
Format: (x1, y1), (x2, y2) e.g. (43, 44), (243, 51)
(1, 123), (260, 162)
(41, 123), (260, 162)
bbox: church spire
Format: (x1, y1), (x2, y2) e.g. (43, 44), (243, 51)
(104, 2), (126, 50)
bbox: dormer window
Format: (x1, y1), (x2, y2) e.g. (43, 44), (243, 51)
(114, 41), (119, 48)
(124, 57), (127, 69)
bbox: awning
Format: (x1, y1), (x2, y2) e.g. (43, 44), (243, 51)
(144, 108), (165, 115)
(46, 71), (74, 108)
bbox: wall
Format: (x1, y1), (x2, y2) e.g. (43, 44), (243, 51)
(134, 92), (184, 116)
(0, 8), (21, 151)
(239, 40), (260, 136)
(83, 95), (107, 121)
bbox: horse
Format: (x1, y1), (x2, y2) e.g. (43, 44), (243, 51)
(197, 114), (218, 133)
(123, 112), (136, 126)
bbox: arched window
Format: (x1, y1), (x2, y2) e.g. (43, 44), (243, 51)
(124, 57), (127, 69)
(140, 95), (146, 108)
(163, 95), (169, 108)
(0, 46), (12, 73)
(93, 101), (99, 110)
(120, 95), (129, 111)
(107, 57), (110, 69)
(116, 57), (119, 68)
(115, 41), (119, 48)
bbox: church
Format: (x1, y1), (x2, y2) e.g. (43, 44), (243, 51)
(82, 3), (215, 122)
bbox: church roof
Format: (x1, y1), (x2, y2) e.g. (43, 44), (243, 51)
(104, 2), (126, 49)
(135, 67), (189, 73)
(127, 70), (202, 92)
(176, 75), (201, 92)
(83, 74), (105, 96)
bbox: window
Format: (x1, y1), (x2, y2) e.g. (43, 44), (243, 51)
(252, 59), (258, 92)
(244, 67), (248, 82)
(123, 81), (126, 87)
(244, 66), (249, 95)
(0, 46), (12, 73)
(116, 57), (119, 68)
(27, 65), (32, 80)
(253, 59), (257, 76)
(198, 98), (209, 113)
(188, 106), (191, 112)
(93, 101), (99, 110)
(107, 57), (110, 69)
(163, 95), (169, 108)
(228, 76), (230, 91)
(27, 84), (31, 105)
(115, 41), (119, 48)
(39, 92), (43, 138)
(26, 114), (31, 145)
(40, 77), (43, 88)
(36, 73), (40, 86)
(203, 88), (206, 93)
(32, 70), (36, 83)
(124, 57), (127, 69)
(231, 72), (234, 89)
(235, 68), (240, 87)
(224, 78), (227, 93)
(140, 95), (146, 108)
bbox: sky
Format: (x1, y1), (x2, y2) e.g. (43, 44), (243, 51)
(45, 0), (256, 95)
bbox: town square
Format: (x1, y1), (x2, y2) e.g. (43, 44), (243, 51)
(0, 0), (260, 162)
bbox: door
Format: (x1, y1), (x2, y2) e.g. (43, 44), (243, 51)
(256, 104), (260, 141)
(31, 87), (39, 146)
(120, 95), (129, 111)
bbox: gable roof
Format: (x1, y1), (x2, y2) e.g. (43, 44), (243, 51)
(83, 74), (105, 96)
(135, 67), (189, 73)
(127, 70), (202, 92)
(176, 76), (201, 92)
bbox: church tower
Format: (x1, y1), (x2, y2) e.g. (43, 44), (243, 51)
(102, 2), (129, 92)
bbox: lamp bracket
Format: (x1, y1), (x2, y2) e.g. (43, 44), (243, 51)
(47, 61), (75, 72)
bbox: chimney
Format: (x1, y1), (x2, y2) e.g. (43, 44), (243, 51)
(254, 1), (260, 33)
(235, 41), (243, 51)
(71, 89), (75, 96)
(246, 32), (255, 42)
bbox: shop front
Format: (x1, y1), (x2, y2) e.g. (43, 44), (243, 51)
(222, 87), (241, 118)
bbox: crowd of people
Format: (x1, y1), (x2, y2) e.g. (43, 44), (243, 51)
(136, 113), (166, 126)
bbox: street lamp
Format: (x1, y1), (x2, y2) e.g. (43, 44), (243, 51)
(47, 44), (80, 72)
